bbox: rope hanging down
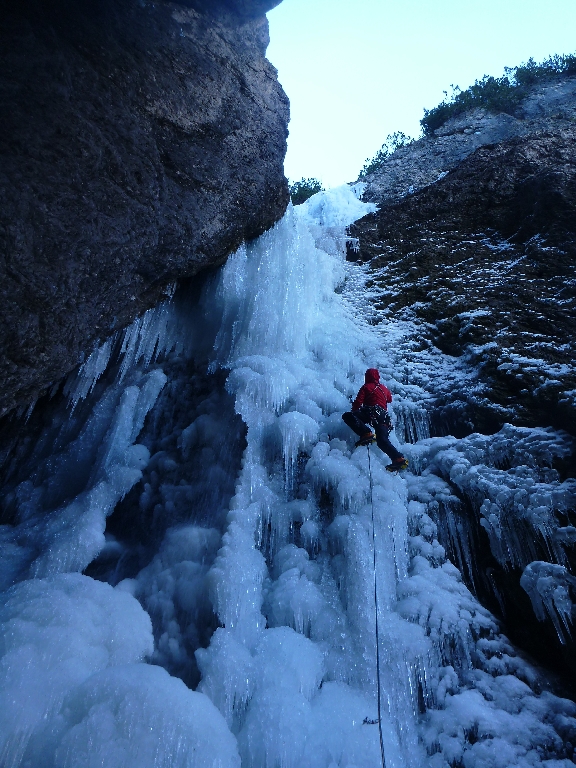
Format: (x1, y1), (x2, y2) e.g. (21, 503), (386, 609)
(367, 445), (387, 768)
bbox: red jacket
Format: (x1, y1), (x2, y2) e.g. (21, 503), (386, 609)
(352, 368), (392, 411)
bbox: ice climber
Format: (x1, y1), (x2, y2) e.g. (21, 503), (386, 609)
(342, 368), (409, 471)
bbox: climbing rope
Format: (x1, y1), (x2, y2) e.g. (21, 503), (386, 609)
(367, 444), (387, 768)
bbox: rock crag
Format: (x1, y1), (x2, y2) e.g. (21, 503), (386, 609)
(352, 77), (576, 435)
(351, 75), (576, 691)
(0, 0), (289, 416)
(361, 76), (576, 207)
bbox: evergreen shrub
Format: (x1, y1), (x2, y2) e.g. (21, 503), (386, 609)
(289, 178), (324, 205)
(421, 53), (576, 136)
(358, 132), (414, 178)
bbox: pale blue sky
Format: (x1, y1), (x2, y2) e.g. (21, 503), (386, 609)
(267, 0), (576, 187)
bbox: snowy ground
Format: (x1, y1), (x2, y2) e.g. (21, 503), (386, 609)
(0, 185), (575, 767)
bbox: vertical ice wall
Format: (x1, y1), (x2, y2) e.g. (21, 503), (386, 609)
(196, 187), (425, 767)
(195, 185), (576, 768)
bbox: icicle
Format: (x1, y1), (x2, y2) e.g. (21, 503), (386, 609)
(520, 561), (576, 643)
(392, 400), (431, 444)
(64, 300), (177, 412)
(64, 339), (113, 410)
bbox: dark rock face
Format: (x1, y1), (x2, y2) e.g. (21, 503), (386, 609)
(352, 111), (576, 435)
(186, 0), (282, 17)
(0, 0), (289, 417)
(352, 84), (576, 687)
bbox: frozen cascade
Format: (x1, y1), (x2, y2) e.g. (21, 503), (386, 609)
(0, 294), (241, 767)
(194, 187), (576, 767)
(0, 184), (575, 767)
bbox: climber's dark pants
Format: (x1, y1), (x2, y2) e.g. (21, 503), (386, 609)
(342, 407), (403, 462)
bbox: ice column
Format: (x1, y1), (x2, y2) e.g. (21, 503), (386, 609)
(197, 187), (431, 767)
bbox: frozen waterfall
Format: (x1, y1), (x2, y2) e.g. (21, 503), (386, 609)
(0, 185), (575, 768)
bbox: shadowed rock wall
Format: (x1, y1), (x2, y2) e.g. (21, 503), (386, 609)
(0, 0), (289, 416)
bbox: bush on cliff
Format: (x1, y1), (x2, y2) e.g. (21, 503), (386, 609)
(421, 53), (576, 136)
(289, 178), (324, 205)
(358, 132), (414, 178)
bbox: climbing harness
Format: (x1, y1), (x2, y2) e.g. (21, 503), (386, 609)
(360, 404), (393, 436)
(366, 444), (387, 768)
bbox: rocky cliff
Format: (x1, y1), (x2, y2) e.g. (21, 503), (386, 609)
(352, 76), (576, 437)
(0, 0), (289, 417)
(351, 76), (576, 690)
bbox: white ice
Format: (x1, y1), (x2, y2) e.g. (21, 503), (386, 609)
(1, 184), (575, 768)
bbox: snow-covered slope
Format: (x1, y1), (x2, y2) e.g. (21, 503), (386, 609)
(0, 186), (575, 767)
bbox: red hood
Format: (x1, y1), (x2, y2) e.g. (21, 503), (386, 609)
(364, 368), (380, 384)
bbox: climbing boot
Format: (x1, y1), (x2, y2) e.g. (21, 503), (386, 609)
(355, 432), (376, 447)
(386, 457), (409, 472)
